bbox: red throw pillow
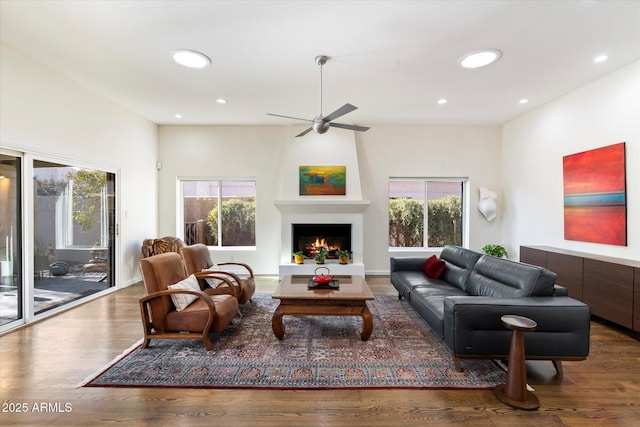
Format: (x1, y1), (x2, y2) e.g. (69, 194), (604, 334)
(423, 255), (446, 279)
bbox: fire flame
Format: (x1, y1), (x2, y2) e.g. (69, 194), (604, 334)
(306, 236), (341, 257)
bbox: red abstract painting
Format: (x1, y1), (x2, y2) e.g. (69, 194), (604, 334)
(563, 142), (626, 245)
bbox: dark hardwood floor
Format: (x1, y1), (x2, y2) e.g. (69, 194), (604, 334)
(1, 276), (639, 426)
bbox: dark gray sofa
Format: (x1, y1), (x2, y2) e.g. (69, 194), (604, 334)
(390, 246), (591, 373)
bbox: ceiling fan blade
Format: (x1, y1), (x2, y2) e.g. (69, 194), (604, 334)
(267, 113), (313, 122)
(296, 127), (314, 137)
(329, 122), (370, 132)
(323, 103), (357, 122)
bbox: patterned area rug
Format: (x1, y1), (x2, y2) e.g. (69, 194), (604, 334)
(83, 294), (505, 389)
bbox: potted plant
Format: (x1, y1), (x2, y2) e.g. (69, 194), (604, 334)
(482, 244), (508, 258)
(293, 251), (305, 265)
(335, 250), (350, 265)
(314, 248), (328, 264)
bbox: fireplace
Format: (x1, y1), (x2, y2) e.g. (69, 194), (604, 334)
(276, 207), (367, 278)
(273, 130), (369, 277)
(292, 224), (351, 259)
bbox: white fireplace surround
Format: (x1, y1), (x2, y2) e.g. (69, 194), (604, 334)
(273, 130), (369, 278)
(275, 201), (368, 279)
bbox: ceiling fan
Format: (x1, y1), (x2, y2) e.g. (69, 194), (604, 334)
(268, 55), (370, 137)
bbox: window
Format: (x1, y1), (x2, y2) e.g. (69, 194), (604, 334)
(389, 179), (465, 248)
(181, 179), (256, 247)
(55, 169), (111, 249)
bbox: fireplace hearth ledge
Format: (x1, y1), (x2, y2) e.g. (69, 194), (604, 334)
(278, 261), (365, 280)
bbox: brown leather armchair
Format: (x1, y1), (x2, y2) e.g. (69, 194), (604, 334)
(139, 252), (239, 350)
(181, 243), (256, 304)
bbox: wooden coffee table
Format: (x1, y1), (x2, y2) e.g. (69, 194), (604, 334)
(271, 275), (375, 341)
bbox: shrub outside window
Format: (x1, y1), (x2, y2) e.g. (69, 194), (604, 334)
(181, 180), (256, 247)
(389, 179), (464, 248)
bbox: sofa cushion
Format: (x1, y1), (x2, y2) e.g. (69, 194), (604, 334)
(441, 261), (470, 291)
(423, 255), (446, 279)
(467, 255), (557, 297)
(390, 271), (429, 300)
(409, 285), (469, 337)
(440, 246), (483, 270)
(533, 267), (558, 296)
(439, 246), (482, 291)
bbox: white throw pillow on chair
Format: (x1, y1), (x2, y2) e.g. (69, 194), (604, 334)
(167, 274), (201, 311)
(202, 265), (224, 288)
(202, 265), (238, 289)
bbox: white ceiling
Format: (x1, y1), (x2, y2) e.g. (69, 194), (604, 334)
(1, 1), (639, 127)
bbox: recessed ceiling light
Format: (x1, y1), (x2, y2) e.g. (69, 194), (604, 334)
(174, 114), (182, 118)
(437, 98), (448, 105)
(172, 50), (211, 69)
(458, 49), (502, 69)
(594, 54), (608, 63)
(519, 99), (528, 104)
(216, 98), (227, 104)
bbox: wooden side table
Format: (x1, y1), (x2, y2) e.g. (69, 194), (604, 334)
(493, 314), (540, 410)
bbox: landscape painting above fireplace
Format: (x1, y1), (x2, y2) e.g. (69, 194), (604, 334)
(563, 142), (626, 246)
(299, 165), (346, 196)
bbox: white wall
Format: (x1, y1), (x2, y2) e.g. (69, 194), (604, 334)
(0, 43), (158, 286)
(357, 125), (504, 271)
(158, 124), (504, 274)
(157, 125), (290, 274)
(274, 128), (364, 201)
(503, 60), (639, 261)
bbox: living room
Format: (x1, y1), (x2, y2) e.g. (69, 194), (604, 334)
(1, 1), (639, 425)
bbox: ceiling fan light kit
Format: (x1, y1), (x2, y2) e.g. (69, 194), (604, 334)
(268, 55), (370, 137)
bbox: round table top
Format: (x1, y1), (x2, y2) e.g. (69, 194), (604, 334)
(500, 314), (537, 331)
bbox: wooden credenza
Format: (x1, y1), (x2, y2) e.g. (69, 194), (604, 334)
(520, 246), (640, 334)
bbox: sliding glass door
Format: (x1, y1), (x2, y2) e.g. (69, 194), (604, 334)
(1, 153), (117, 332)
(0, 154), (22, 328)
(33, 160), (115, 315)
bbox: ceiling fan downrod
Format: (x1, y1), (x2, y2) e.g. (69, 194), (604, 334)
(315, 55), (328, 117)
(266, 54), (368, 137)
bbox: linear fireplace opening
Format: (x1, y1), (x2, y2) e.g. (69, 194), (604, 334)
(292, 223), (351, 259)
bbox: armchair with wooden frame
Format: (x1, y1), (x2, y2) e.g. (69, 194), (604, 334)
(138, 252), (239, 350)
(181, 243), (256, 304)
